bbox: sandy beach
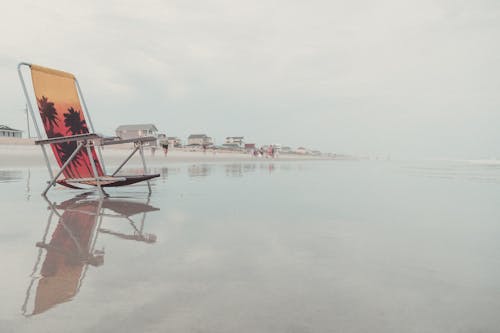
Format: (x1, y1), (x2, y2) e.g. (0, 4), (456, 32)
(0, 138), (334, 169)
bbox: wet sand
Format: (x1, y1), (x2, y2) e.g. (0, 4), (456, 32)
(1, 158), (500, 332)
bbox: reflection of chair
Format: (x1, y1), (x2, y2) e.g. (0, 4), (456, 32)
(21, 194), (159, 316)
(94, 197), (159, 243)
(17, 63), (160, 196)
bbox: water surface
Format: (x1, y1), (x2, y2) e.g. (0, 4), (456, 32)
(1, 160), (500, 332)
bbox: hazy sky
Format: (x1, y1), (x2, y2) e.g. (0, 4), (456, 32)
(1, 0), (499, 158)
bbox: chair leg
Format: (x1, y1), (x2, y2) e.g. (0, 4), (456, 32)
(86, 143), (105, 198)
(42, 142), (84, 196)
(112, 146), (139, 176)
(138, 143), (152, 194)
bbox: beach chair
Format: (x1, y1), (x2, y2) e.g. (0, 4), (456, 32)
(17, 63), (160, 196)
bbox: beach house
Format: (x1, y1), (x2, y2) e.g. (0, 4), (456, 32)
(116, 124), (158, 146)
(187, 134), (213, 146)
(225, 136), (244, 147)
(167, 137), (182, 147)
(295, 147), (308, 155)
(0, 125), (22, 138)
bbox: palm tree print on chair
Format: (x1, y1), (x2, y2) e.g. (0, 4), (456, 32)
(61, 107), (98, 177)
(64, 107), (88, 135)
(37, 96), (59, 135)
(51, 132), (92, 179)
(56, 140), (81, 178)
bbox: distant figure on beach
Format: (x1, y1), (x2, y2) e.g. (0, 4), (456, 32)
(267, 146), (274, 158)
(202, 144), (207, 154)
(161, 143), (169, 156)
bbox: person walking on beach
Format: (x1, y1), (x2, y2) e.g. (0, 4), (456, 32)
(161, 142), (169, 156)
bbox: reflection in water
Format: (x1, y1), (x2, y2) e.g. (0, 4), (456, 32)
(225, 163), (243, 177)
(400, 162), (500, 184)
(26, 169), (31, 201)
(157, 166), (181, 182)
(2, 161), (500, 332)
(0, 169), (32, 200)
(243, 163), (257, 174)
(0, 170), (23, 183)
(153, 162), (296, 180)
(266, 163), (275, 173)
(21, 194), (159, 316)
(224, 163), (260, 177)
(188, 164), (213, 178)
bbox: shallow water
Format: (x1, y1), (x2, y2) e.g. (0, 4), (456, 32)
(1, 160), (500, 332)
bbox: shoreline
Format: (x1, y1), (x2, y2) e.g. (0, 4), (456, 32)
(0, 141), (339, 169)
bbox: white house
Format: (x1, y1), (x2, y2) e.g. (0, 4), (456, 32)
(295, 147), (308, 155)
(225, 136), (244, 147)
(167, 137), (182, 147)
(115, 124), (159, 146)
(0, 125), (22, 138)
(187, 134), (213, 146)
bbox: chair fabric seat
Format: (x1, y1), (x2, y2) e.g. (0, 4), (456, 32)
(57, 174), (160, 189)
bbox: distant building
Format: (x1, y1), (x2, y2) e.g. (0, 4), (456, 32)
(225, 136), (244, 147)
(0, 125), (22, 138)
(271, 143), (281, 152)
(187, 134), (213, 146)
(167, 136), (182, 147)
(221, 143), (241, 150)
(295, 147), (308, 155)
(115, 124), (158, 146)
(157, 133), (167, 145)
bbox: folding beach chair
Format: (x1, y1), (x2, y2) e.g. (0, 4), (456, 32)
(17, 63), (160, 196)
(21, 194), (159, 316)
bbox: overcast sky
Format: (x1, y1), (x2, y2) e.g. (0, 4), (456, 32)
(1, 0), (499, 158)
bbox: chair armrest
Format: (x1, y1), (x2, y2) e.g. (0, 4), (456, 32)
(100, 136), (157, 146)
(35, 133), (101, 145)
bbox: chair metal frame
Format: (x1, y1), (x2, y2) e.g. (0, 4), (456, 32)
(17, 62), (156, 196)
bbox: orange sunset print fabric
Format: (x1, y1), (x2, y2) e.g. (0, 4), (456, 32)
(30, 65), (103, 179)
